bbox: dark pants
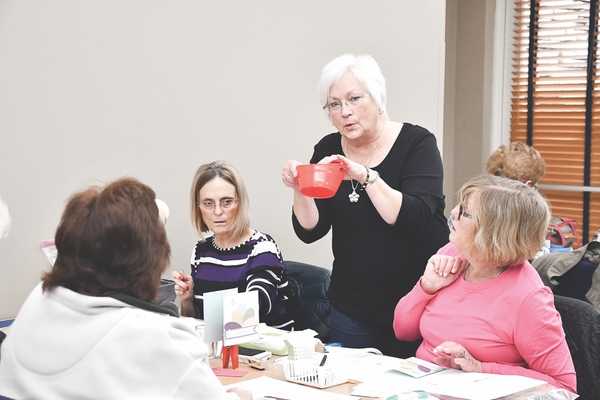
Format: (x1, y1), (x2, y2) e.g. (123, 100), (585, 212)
(329, 304), (421, 358)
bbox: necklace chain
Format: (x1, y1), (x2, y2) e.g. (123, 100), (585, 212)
(342, 121), (385, 167)
(462, 263), (509, 281)
(342, 121), (385, 203)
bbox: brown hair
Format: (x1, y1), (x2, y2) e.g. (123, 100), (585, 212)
(42, 178), (171, 302)
(486, 141), (546, 186)
(190, 160), (250, 241)
(457, 175), (550, 265)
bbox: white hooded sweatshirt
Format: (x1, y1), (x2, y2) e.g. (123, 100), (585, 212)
(0, 283), (239, 400)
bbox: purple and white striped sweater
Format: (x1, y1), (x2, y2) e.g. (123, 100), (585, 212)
(190, 230), (294, 330)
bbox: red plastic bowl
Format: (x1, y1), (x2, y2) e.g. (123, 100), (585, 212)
(297, 163), (348, 199)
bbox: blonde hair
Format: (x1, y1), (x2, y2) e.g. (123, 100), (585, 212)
(486, 141), (546, 186)
(457, 175), (550, 265)
(190, 160), (250, 241)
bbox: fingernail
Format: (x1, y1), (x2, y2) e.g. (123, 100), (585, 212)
(185, 285), (190, 291)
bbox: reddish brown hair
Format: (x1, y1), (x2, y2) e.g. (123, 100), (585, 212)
(486, 141), (546, 186)
(42, 178), (171, 302)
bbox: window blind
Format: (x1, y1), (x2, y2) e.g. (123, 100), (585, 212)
(510, 0), (600, 245)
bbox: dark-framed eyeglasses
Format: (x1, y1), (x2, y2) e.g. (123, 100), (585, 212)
(458, 203), (472, 220)
(198, 198), (238, 211)
(322, 93), (370, 115)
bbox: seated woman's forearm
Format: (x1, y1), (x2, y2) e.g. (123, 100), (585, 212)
(179, 297), (197, 318)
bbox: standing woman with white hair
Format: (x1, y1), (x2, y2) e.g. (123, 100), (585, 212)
(281, 54), (449, 356)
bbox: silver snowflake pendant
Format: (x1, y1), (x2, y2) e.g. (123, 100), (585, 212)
(349, 190), (360, 202)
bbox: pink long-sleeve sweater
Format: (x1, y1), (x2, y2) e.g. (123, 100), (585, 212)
(393, 242), (576, 393)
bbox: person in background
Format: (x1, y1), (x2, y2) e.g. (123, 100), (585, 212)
(173, 160), (293, 330)
(488, 141), (554, 258)
(393, 175), (576, 393)
(281, 54), (449, 356)
(448, 141), (546, 228)
(0, 178), (252, 400)
(486, 141), (546, 188)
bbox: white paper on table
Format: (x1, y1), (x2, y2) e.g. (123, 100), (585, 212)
(417, 369), (547, 400)
(350, 370), (428, 398)
(351, 367), (546, 400)
(342, 354), (411, 382)
(323, 345), (382, 357)
(225, 375), (354, 400)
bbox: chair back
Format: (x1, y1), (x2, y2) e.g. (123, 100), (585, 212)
(156, 279), (176, 306)
(284, 261), (331, 343)
(554, 295), (600, 399)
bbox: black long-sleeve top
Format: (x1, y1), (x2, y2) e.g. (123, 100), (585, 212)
(292, 123), (450, 324)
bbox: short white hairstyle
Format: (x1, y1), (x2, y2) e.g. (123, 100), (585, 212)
(318, 54), (388, 119)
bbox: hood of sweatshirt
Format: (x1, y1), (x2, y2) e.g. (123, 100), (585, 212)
(6, 283), (180, 375)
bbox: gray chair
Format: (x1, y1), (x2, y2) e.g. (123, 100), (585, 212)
(156, 279), (176, 306)
(284, 260), (331, 343)
(554, 295), (600, 399)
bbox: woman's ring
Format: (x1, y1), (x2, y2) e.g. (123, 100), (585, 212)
(458, 351), (466, 358)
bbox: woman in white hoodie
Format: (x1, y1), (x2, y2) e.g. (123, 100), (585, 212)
(0, 178), (251, 400)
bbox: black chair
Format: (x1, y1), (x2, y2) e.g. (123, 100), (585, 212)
(554, 259), (597, 303)
(553, 295), (600, 399)
(284, 260), (331, 343)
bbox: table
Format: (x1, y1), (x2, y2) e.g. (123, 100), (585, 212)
(209, 355), (566, 400)
(210, 355), (353, 395)
(1, 324), (572, 399)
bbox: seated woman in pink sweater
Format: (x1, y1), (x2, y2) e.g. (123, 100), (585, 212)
(393, 174), (576, 393)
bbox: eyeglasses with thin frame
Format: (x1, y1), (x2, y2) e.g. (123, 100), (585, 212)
(322, 93), (371, 114)
(198, 198), (238, 211)
(525, 180), (539, 191)
(457, 203), (472, 220)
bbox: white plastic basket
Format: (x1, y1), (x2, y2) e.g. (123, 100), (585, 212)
(283, 359), (348, 389)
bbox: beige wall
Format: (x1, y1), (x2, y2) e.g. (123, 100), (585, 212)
(0, 1), (502, 321)
(0, 1), (448, 319)
(444, 0), (498, 211)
